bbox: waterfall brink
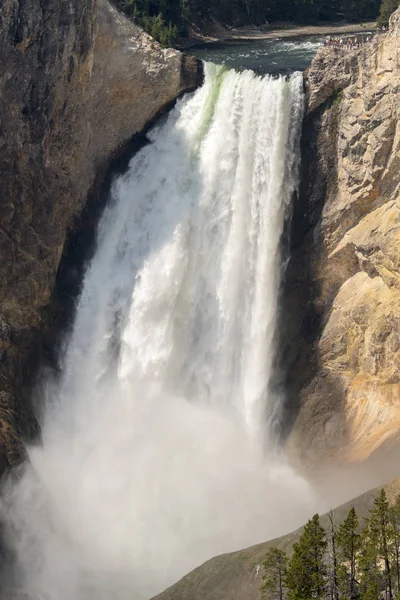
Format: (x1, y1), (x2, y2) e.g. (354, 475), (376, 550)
(2, 64), (314, 600)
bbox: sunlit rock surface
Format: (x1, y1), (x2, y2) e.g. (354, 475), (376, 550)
(286, 8), (400, 467)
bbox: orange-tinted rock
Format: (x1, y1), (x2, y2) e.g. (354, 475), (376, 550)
(286, 9), (400, 469)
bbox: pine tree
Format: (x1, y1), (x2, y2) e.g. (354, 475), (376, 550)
(285, 514), (327, 600)
(337, 507), (361, 600)
(377, 0), (400, 26)
(327, 512), (339, 600)
(371, 489), (394, 600)
(260, 547), (288, 600)
(359, 516), (382, 600)
(390, 496), (400, 596)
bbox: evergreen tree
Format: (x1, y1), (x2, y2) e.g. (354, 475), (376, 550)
(359, 516), (382, 600)
(285, 514), (327, 600)
(377, 0), (400, 25)
(390, 495), (400, 595)
(327, 512), (339, 600)
(371, 489), (394, 600)
(260, 547), (288, 600)
(337, 507), (361, 600)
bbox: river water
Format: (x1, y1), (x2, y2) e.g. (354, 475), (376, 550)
(188, 36), (324, 74)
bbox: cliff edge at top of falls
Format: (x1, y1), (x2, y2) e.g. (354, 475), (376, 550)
(284, 8), (400, 478)
(0, 0), (202, 475)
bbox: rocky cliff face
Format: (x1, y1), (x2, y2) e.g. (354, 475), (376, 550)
(286, 9), (400, 470)
(0, 0), (202, 475)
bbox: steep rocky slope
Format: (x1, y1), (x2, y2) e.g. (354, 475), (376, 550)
(284, 9), (400, 470)
(0, 0), (201, 475)
(152, 477), (400, 600)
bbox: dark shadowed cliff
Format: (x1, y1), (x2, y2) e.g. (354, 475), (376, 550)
(0, 0), (202, 475)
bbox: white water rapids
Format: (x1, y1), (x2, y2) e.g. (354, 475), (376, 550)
(2, 64), (316, 600)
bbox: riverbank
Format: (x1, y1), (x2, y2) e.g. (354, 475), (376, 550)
(179, 20), (377, 49)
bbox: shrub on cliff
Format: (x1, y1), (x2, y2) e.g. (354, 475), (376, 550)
(115, 0), (181, 46)
(141, 13), (179, 46)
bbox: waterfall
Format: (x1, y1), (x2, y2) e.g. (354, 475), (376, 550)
(2, 64), (314, 600)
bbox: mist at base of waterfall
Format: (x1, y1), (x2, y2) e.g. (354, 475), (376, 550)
(4, 390), (314, 599)
(1, 65), (316, 600)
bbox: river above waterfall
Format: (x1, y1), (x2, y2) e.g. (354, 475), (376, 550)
(188, 36), (324, 75)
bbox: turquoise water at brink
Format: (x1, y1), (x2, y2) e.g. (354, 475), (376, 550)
(188, 35), (325, 74)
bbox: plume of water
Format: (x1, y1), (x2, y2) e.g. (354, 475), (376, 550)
(2, 64), (314, 600)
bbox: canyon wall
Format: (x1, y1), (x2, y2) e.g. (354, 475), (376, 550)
(0, 0), (201, 475)
(286, 9), (400, 470)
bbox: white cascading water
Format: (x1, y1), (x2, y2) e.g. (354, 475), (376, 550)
(2, 64), (316, 600)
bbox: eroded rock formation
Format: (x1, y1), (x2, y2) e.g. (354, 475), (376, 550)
(287, 9), (400, 468)
(0, 0), (202, 474)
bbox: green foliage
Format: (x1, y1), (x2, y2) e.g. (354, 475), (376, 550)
(141, 13), (179, 46)
(180, 0), (191, 20)
(377, 0), (400, 25)
(359, 517), (382, 600)
(285, 514), (327, 600)
(260, 547), (288, 600)
(369, 489), (394, 599)
(114, 0), (382, 45)
(115, 0), (181, 46)
(332, 89), (344, 106)
(390, 496), (400, 593)
(337, 507), (361, 600)
(261, 490), (400, 600)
